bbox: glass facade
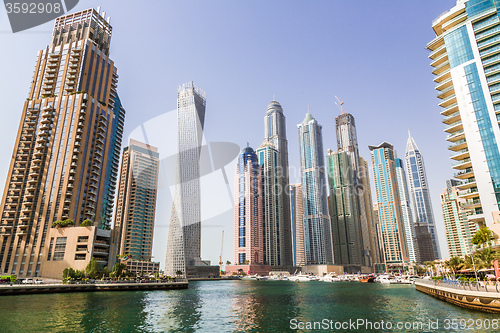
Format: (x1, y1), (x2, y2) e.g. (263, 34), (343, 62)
(444, 26), (474, 69)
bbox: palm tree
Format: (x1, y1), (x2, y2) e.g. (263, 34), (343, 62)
(445, 256), (464, 277)
(476, 247), (497, 269)
(472, 227), (494, 247)
(175, 270), (183, 277)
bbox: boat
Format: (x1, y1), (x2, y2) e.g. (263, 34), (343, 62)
(358, 275), (376, 283)
(291, 273), (313, 282)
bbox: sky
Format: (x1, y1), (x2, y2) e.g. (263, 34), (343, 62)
(0, 0), (458, 268)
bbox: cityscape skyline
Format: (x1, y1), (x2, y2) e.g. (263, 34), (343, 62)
(0, 0), (459, 267)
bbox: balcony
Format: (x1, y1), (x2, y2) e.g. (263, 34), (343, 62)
(459, 187), (480, 199)
(457, 177), (476, 189)
(461, 198), (482, 210)
(444, 120), (463, 133)
(452, 157), (472, 170)
(450, 148), (469, 160)
(432, 60), (450, 76)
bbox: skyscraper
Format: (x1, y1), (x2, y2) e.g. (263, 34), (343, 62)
(428, 0), (500, 237)
(327, 150), (363, 267)
(369, 142), (409, 271)
(359, 157), (381, 265)
(298, 112), (333, 265)
(233, 147), (263, 265)
(114, 139), (159, 261)
(334, 112), (373, 267)
(441, 179), (478, 257)
(394, 157), (418, 263)
(405, 132), (440, 259)
(0, 8), (125, 277)
(263, 100), (292, 266)
(290, 184), (305, 267)
(165, 82), (206, 277)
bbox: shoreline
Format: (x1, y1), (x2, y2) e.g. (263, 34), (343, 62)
(0, 281), (188, 296)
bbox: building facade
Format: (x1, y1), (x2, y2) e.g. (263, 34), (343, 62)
(298, 113), (333, 265)
(441, 179), (478, 257)
(334, 112), (373, 267)
(233, 146), (264, 266)
(326, 150), (363, 267)
(114, 139), (159, 261)
(394, 157), (419, 263)
(290, 184), (305, 267)
(360, 157), (381, 265)
(369, 142), (409, 270)
(405, 133), (440, 259)
(165, 82), (206, 277)
(256, 141), (283, 266)
(0, 8), (125, 277)
(263, 100), (292, 266)
(428, 0), (500, 237)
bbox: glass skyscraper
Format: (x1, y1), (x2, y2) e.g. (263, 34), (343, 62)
(114, 139), (159, 261)
(428, 0), (500, 238)
(405, 133), (440, 260)
(369, 142), (409, 271)
(233, 147), (263, 265)
(165, 82), (206, 277)
(0, 8), (125, 277)
(326, 150), (363, 267)
(298, 112), (333, 265)
(394, 157), (418, 263)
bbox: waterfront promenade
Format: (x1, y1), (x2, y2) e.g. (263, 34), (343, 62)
(415, 279), (500, 313)
(0, 281), (188, 296)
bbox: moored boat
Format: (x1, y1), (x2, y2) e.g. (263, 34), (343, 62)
(359, 275), (376, 283)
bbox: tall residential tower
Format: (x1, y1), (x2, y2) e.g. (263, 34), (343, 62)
(428, 0), (500, 237)
(114, 139), (159, 261)
(165, 82), (206, 276)
(298, 113), (333, 265)
(405, 133), (440, 259)
(0, 8), (125, 277)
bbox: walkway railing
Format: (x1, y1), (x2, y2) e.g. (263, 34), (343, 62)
(418, 278), (500, 294)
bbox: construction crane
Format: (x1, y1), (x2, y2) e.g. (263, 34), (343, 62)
(335, 96), (345, 114)
(219, 230), (224, 274)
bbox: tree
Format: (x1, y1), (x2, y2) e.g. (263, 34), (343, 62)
(52, 219), (75, 228)
(175, 270), (183, 277)
(112, 263), (126, 277)
(86, 258), (99, 279)
(472, 226), (494, 246)
(226, 261), (231, 265)
(445, 256), (464, 277)
(476, 247), (498, 269)
(80, 219), (93, 227)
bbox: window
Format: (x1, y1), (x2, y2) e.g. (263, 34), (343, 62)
(52, 237), (67, 261)
(78, 236), (89, 242)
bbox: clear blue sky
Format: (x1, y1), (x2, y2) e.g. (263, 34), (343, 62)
(0, 0), (457, 267)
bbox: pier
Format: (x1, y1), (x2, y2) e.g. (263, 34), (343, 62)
(415, 279), (500, 313)
(0, 281), (188, 296)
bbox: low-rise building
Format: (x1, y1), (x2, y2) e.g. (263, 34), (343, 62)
(39, 226), (111, 279)
(121, 259), (159, 275)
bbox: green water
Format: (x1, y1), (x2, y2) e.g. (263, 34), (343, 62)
(0, 280), (497, 332)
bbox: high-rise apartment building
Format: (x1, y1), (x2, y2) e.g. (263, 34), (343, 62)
(326, 150), (363, 267)
(369, 142), (409, 271)
(262, 100), (292, 266)
(0, 8), (125, 277)
(394, 157), (419, 263)
(441, 179), (478, 257)
(114, 139), (159, 261)
(428, 0), (500, 237)
(334, 112), (374, 267)
(290, 184), (305, 267)
(360, 157), (381, 265)
(256, 141), (284, 266)
(165, 82), (206, 277)
(405, 133), (440, 259)
(233, 147), (263, 265)
(298, 112), (333, 265)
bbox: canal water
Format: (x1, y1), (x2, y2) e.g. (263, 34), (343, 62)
(0, 280), (497, 332)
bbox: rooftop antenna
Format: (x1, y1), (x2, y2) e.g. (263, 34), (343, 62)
(335, 96), (345, 114)
(273, 94), (275, 101)
(307, 104), (310, 113)
(246, 142), (249, 147)
(408, 129), (411, 138)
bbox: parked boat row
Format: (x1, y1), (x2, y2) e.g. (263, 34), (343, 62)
(239, 273), (415, 284)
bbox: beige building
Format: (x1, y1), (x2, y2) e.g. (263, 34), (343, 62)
(290, 184), (305, 267)
(0, 8), (125, 277)
(114, 139), (159, 261)
(39, 226), (112, 279)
